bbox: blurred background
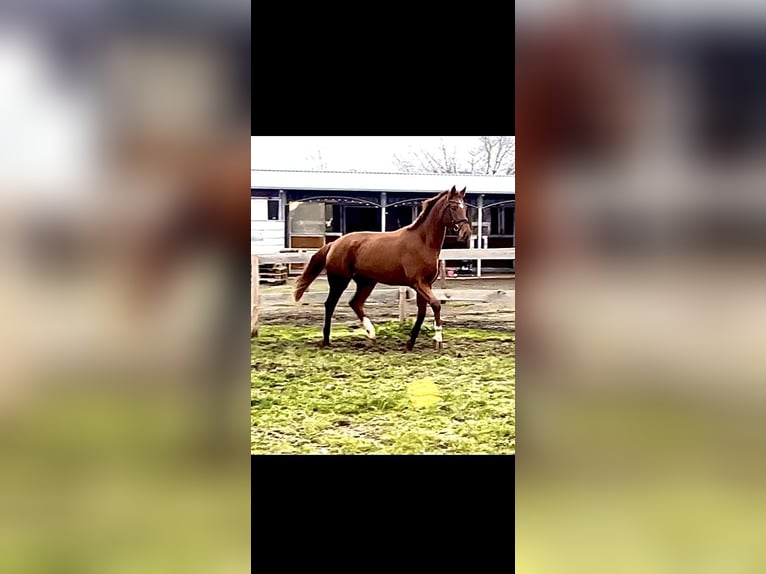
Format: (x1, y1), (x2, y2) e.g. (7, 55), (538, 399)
(7, 0), (766, 569)
(0, 1), (250, 572)
(517, 1), (766, 572)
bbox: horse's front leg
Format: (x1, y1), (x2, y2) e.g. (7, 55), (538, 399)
(412, 282), (443, 350)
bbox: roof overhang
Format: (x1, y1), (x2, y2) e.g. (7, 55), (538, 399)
(251, 170), (514, 195)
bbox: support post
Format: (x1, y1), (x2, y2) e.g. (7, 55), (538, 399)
(380, 192), (387, 231)
(398, 286), (407, 324)
(251, 255), (260, 337)
(283, 193), (290, 250)
(440, 259), (446, 289)
(511, 202), (515, 247)
(278, 190), (286, 220)
(477, 194), (484, 278)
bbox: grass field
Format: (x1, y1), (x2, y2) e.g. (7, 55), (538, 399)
(251, 321), (515, 454)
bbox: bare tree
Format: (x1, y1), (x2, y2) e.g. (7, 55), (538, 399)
(305, 148), (327, 170)
(393, 139), (461, 174)
(478, 136), (515, 175)
(393, 136), (515, 175)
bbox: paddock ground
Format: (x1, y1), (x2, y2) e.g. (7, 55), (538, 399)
(251, 276), (515, 454)
(255, 275), (515, 332)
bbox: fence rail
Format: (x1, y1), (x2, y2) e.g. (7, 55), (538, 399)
(255, 247), (515, 265)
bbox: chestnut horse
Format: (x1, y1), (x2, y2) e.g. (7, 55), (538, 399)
(294, 186), (472, 350)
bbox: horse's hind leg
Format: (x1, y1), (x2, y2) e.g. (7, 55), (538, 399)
(349, 277), (377, 341)
(406, 293), (428, 351)
(321, 273), (351, 347)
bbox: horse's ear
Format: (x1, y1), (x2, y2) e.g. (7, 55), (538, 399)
(450, 186), (457, 194)
(459, 187), (466, 197)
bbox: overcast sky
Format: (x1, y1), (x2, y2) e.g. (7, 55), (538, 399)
(251, 136), (484, 172)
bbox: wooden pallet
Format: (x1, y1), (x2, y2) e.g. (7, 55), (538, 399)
(258, 263), (288, 285)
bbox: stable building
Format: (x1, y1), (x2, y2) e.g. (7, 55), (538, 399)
(251, 169), (515, 274)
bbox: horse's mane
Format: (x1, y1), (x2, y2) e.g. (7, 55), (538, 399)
(406, 190), (450, 230)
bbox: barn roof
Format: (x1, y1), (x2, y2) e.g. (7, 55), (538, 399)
(251, 169), (514, 195)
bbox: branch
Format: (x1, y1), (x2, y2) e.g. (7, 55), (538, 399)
(482, 136), (494, 174)
(305, 147), (327, 170)
(439, 140), (458, 174)
(393, 153), (416, 173)
(393, 136), (513, 175)
(415, 145), (455, 174)
(495, 137), (515, 175)
(492, 139), (512, 174)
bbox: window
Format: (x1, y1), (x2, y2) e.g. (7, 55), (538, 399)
(471, 208), (490, 237)
(488, 205), (514, 235)
(385, 205), (415, 232)
(325, 204), (342, 233)
(504, 206), (515, 237)
(289, 202), (325, 235)
(490, 207), (500, 235)
(267, 199), (280, 220)
(345, 206), (380, 233)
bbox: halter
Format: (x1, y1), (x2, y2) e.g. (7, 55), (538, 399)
(451, 217), (470, 231)
(446, 200), (470, 231)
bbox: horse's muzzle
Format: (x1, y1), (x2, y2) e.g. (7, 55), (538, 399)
(457, 223), (472, 243)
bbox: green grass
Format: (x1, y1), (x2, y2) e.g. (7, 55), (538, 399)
(251, 321), (515, 454)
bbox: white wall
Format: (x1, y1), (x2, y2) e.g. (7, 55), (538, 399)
(251, 197), (268, 221)
(251, 198), (285, 255)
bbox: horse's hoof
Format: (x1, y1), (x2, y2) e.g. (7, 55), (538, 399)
(405, 341), (414, 351)
(432, 340), (443, 350)
(319, 341), (331, 349)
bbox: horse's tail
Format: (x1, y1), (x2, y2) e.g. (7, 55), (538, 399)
(294, 244), (331, 302)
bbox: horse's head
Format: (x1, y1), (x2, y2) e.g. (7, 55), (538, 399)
(444, 186), (471, 243)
